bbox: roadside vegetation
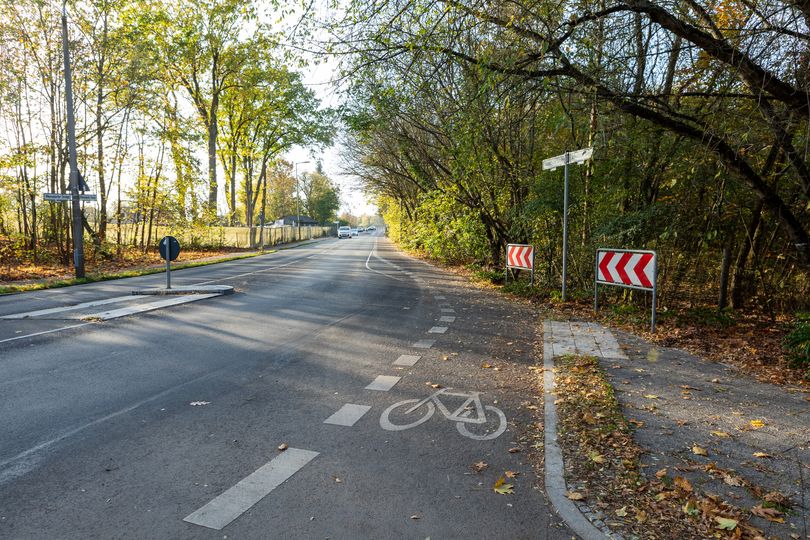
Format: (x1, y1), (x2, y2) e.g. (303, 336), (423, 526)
(317, 0), (810, 382)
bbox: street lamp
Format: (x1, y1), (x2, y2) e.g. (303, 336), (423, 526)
(294, 160), (311, 241)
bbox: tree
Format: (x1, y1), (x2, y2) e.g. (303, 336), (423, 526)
(301, 170), (340, 223)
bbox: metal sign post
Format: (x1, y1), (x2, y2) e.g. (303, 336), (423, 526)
(159, 236), (181, 289)
(594, 248), (658, 332)
(542, 147), (593, 301)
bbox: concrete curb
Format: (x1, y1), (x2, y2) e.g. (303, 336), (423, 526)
(542, 320), (612, 540)
(131, 285), (235, 296)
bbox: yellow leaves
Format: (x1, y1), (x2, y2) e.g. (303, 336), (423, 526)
(504, 470), (519, 479)
(615, 506), (627, 517)
(565, 491), (585, 501)
(493, 476), (513, 495)
(277, 443), (288, 451)
(749, 419), (766, 429)
(481, 362), (493, 369)
(588, 451), (606, 464)
(643, 394), (659, 399)
(710, 430), (730, 438)
(692, 445), (709, 456)
(752, 452), (771, 459)
(655, 468), (668, 478)
(714, 516), (738, 530)
(682, 498), (699, 516)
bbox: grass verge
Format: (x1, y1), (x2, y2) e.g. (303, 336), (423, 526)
(0, 251), (273, 295)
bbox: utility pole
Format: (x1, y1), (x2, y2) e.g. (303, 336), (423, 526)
(62, 2), (84, 278)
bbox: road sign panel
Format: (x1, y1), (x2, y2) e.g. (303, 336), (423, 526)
(506, 244), (534, 270)
(79, 193), (98, 201)
(42, 193), (72, 202)
(594, 248), (658, 332)
(159, 236), (180, 261)
(542, 147), (593, 170)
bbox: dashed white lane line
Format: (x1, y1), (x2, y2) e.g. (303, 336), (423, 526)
(393, 354), (421, 367)
(0, 295), (134, 319)
(365, 375), (401, 391)
(428, 326), (448, 334)
(433, 295), (446, 300)
(439, 304), (452, 308)
(323, 404), (371, 426)
(183, 448), (319, 530)
(440, 308), (455, 313)
(412, 339), (436, 349)
(439, 316), (456, 323)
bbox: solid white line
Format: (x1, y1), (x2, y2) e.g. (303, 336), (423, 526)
(0, 295), (134, 319)
(365, 375), (401, 391)
(324, 404), (371, 426)
(440, 308), (455, 313)
(439, 316), (456, 323)
(428, 326), (448, 334)
(183, 448), (319, 530)
(393, 354), (421, 367)
(364, 238), (405, 282)
(412, 339), (436, 349)
(0, 322), (93, 345)
(83, 294), (219, 320)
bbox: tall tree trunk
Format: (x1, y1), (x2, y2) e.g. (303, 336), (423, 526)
(730, 198), (764, 308)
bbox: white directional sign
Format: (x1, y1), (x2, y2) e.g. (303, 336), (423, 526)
(42, 192), (98, 202)
(542, 147), (593, 171)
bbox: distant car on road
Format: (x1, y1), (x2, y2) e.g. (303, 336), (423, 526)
(367, 225), (376, 231)
(338, 226), (352, 239)
(351, 228), (359, 237)
(358, 227), (365, 232)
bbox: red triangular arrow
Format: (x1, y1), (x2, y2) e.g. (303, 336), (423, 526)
(598, 251), (614, 282)
(616, 252), (633, 284)
(634, 253), (653, 288)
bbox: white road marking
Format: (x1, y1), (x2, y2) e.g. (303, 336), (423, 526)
(324, 404), (371, 426)
(183, 448), (319, 530)
(440, 308), (455, 313)
(439, 316), (456, 323)
(439, 304), (451, 308)
(0, 295), (135, 319)
(0, 322), (93, 345)
(412, 339), (436, 349)
(393, 354), (421, 367)
(433, 295), (446, 300)
(365, 375), (401, 391)
(428, 326), (448, 334)
(83, 294), (219, 320)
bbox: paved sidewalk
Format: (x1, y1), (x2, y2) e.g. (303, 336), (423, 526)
(544, 319), (809, 539)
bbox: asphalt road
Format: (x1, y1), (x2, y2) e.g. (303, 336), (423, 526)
(0, 233), (572, 539)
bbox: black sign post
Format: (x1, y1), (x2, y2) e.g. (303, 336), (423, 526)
(159, 236), (181, 289)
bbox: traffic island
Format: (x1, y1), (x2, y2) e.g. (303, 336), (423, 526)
(131, 285), (234, 296)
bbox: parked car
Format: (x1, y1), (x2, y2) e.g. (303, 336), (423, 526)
(367, 225), (376, 231)
(338, 226), (352, 239)
(351, 228), (359, 237)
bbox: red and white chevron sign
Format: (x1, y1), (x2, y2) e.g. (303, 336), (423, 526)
(597, 249), (656, 290)
(507, 244), (534, 270)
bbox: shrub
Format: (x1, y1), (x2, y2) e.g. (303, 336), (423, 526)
(784, 313), (810, 378)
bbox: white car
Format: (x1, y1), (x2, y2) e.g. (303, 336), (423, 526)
(351, 228), (359, 237)
(338, 226), (352, 239)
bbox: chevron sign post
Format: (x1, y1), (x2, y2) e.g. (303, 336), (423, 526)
(505, 244), (535, 285)
(595, 248), (658, 332)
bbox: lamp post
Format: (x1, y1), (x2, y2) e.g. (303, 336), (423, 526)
(294, 160), (310, 241)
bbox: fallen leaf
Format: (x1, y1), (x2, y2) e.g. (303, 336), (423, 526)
(277, 443), (288, 451)
(471, 461), (488, 473)
(504, 470), (519, 478)
(643, 394), (659, 399)
(692, 445), (709, 456)
(565, 491), (585, 501)
(715, 517), (738, 530)
(615, 506), (627, 517)
(763, 491), (791, 507)
(723, 474), (743, 487)
(655, 468), (668, 478)
(750, 419), (766, 429)
(428, 383), (442, 389)
(711, 431), (730, 438)
(752, 452), (771, 458)
(711, 378), (721, 383)
(635, 509), (648, 523)
(333, 477), (342, 483)
(589, 452), (606, 464)
(682, 499), (699, 516)
(441, 355), (449, 361)
(410, 514), (420, 520)
(508, 447), (521, 454)
(493, 477), (514, 495)
(750, 505), (784, 523)
(628, 419), (645, 428)
(481, 363), (493, 369)
(674, 476), (693, 493)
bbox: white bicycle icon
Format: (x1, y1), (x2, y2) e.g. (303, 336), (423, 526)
(380, 388), (507, 441)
